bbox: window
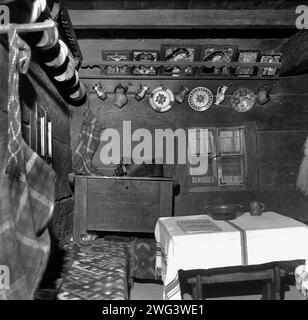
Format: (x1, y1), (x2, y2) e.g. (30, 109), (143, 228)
(185, 123), (256, 192)
(218, 127), (245, 186)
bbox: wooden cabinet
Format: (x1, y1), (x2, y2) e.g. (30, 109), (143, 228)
(73, 175), (174, 242)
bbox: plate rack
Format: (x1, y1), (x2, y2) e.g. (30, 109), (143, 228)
(81, 60), (281, 80)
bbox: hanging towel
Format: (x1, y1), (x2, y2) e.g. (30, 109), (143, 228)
(72, 103), (104, 175)
(0, 29), (56, 300)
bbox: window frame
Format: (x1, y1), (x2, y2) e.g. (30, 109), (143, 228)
(179, 121), (257, 193)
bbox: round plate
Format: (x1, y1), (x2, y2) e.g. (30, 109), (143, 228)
(188, 87), (214, 111)
(149, 86), (175, 113)
(231, 87), (256, 112)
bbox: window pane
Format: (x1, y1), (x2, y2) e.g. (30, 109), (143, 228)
(219, 156), (244, 185)
(219, 128), (243, 154)
(208, 130), (214, 155)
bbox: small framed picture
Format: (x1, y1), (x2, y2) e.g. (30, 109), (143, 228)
(235, 50), (260, 77)
(161, 44), (200, 76)
(131, 50), (160, 75)
(199, 45), (238, 75)
(102, 50), (130, 75)
(259, 53), (282, 76)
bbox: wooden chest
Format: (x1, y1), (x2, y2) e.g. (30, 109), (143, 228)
(72, 175), (174, 242)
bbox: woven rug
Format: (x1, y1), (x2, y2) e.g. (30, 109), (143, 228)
(57, 239), (130, 300)
(104, 236), (159, 280)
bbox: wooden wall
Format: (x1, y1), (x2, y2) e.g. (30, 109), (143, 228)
(0, 41), (73, 247)
(65, 0), (303, 10)
(70, 38), (308, 223)
(25, 60), (74, 246)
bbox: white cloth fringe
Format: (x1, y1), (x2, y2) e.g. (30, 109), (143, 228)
(295, 264), (308, 299)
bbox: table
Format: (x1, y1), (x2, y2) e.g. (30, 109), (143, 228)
(155, 212), (308, 300)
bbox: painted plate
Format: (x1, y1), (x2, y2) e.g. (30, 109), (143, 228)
(188, 87), (214, 111)
(149, 86), (175, 112)
(231, 87), (256, 112)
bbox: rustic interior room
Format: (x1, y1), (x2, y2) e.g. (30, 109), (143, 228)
(1, 0), (308, 302)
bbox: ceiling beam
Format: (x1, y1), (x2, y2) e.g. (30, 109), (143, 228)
(279, 30), (308, 76)
(68, 9), (296, 29)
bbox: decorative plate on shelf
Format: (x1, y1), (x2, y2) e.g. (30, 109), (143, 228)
(260, 53), (282, 76)
(188, 87), (214, 111)
(149, 86), (175, 113)
(235, 50), (260, 77)
(231, 87), (256, 112)
(199, 45), (238, 75)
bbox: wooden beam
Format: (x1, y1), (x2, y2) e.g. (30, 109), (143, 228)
(279, 30), (308, 76)
(68, 9), (296, 29)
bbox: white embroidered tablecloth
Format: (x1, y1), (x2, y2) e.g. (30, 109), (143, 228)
(155, 212), (308, 300)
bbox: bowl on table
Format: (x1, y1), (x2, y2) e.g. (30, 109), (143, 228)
(205, 204), (244, 221)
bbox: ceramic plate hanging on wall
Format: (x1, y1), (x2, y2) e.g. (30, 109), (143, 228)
(149, 86), (175, 112)
(231, 87), (256, 112)
(188, 87), (214, 111)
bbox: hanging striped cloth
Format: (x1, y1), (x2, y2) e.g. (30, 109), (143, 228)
(21, 0), (87, 106)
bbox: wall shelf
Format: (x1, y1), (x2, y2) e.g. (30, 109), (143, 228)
(82, 60), (281, 69)
(79, 74), (279, 81)
(80, 60), (281, 80)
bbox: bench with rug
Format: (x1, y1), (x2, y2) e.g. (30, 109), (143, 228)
(56, 239), (131, 300)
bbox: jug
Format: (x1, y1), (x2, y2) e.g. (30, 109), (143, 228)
(114, 84), (128, 108)
(135, 84), (149, 101)
(175, 86), (190, 104)
(249, 201), (265, 216)
(93, 82), (107, 101)
(256, 85), (271, 105)
(215, 85), (229, 106)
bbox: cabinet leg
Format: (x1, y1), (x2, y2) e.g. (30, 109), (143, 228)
(73, 177), (87, 244)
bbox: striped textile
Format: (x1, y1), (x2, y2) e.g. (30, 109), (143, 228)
(155, 241), (168, 280)
(156, 241), (180, 300)
(15, 0), (87, 106)
(72, 103), (104, 175)
(0, 27), (56, 300)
